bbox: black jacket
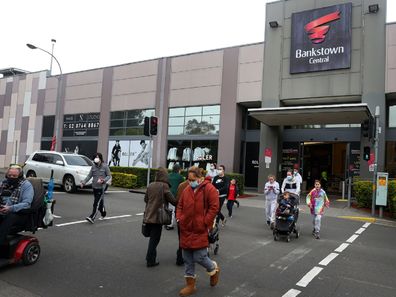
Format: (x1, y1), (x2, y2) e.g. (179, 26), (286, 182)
(212, 175), (229, 197)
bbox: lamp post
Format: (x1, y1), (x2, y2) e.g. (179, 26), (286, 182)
(27, 43), (63, 152)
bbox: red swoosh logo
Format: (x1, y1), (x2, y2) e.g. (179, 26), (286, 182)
(304, 11), (341, 44)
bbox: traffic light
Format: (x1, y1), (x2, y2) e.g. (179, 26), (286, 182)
(362, 120), (370, 138)
(150, 116), (158, 136)
(363, 146), (370, 161)
(144, 117), (150, 136)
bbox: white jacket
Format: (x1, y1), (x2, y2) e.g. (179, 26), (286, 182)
(264, 181), (280, 201)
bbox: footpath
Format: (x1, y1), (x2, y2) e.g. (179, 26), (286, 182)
(241, 191), (396, 228)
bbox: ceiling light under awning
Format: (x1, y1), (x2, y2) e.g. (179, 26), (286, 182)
(248, 103), (373, 127)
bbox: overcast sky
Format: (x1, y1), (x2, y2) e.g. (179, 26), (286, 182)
(1, 0), (395, 75)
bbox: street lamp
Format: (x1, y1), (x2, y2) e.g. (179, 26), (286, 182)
(27, 43), (63, 152)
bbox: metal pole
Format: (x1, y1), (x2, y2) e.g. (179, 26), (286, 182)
(342, 180), (345, 200)
(347, 176), (352, 208)
(371, 106), (380, 216)
(146, 137), (152, 187)
(14, 140), (18, 164)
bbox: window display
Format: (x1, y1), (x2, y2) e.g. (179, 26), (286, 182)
(167, 140), (218, 170)
(107, 140), (152, 168)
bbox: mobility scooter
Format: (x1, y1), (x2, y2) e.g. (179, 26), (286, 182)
(0, 177), (52, 267)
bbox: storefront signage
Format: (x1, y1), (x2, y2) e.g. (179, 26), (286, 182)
(63, 113), (100, 137)
(290, 3), (352, 74)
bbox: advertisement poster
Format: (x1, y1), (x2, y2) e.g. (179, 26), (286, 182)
(348, 142), (360, 176)
(62, 140), (98, 159)
(108, 140), (152, 168)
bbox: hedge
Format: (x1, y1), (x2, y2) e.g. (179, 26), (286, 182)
(353, 180), (396, 218)
(111, 172), (138, 189)
(110, 166), (245, 194)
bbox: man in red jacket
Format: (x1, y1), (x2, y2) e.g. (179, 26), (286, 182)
(176, 166), (220, 297)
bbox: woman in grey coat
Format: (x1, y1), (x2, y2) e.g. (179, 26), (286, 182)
(81, 152), (111, 224)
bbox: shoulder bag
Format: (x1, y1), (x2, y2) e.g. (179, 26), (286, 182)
(157, 184), (172, 225)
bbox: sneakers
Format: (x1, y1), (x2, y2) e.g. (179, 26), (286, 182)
(85, 217), (94, 224)
(314, 231), (320, 239)
(221, 218), (227, 227)
(267, 220), (271, 226)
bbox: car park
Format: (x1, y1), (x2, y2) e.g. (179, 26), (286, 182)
(23, 151), (93, 193)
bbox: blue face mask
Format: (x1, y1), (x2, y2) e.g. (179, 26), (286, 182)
(287, 176), (293, 181)
(190, 181), (199, 189)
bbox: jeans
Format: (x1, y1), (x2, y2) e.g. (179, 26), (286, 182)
(183, 248), (215, 277)
(312, 214), (322, 233)
(146, 223), (162, 264)
(265, 199), (277, 224)
(89, 188), (106, 219)
(0, 213), (29, 245)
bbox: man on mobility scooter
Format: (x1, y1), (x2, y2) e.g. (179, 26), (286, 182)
(0, 164), (50, 266)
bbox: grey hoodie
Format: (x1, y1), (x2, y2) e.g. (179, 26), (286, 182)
(83, 162), (111, 189)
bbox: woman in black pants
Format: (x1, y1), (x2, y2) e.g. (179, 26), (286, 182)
(212, 165), (229, 226)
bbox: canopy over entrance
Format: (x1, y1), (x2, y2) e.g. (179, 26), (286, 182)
(248, 103), (372, 126)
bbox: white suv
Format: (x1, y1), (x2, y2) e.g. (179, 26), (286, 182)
(23, 150), (93, 193)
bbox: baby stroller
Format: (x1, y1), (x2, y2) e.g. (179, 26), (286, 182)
(208, 218), (220, 255)
(273, 192), (300, 242)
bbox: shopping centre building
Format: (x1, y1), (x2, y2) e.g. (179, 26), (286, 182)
(0, 0), (394, 191)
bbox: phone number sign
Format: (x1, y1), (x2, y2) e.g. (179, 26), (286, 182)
(63, 113), (100, 137)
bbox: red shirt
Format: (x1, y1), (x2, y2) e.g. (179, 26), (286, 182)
(228, 184), (236, 200)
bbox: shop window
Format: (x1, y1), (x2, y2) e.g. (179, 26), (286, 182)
(167, 139), (218, 171)
(109, 109), (155, 136)
(42, 116), (55, 137)
(388, 106), (396, 128)
(168, 105), (220, 136)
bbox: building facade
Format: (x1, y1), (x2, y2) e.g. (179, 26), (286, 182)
(0, 0), (395, 191)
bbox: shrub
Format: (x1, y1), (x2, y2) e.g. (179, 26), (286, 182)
(353, 180), (372, 208)
(111, 172), (138, 189)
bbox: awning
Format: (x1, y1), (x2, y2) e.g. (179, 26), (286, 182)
(248, 103), (372, 126)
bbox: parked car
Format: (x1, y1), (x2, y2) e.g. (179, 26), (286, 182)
(23, 151), (93, 193)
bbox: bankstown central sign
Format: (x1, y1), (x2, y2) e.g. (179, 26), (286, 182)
(290, 3), (352, 74)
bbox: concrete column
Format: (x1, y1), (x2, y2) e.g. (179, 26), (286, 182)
(218, 47), (240, 172)
(97, 67), (114, 157)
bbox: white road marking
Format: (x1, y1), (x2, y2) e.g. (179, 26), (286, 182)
(55, 214), (132, 227)
(135, 213), (144, 216)
(224, 282), (256, 297)
(53, 214), (62, 218)
(346, 234), (359, 243)
(355, 227), (366, 234)
(362, 222), (371, 228)
(296, 266), (323, 288)
(282, 289), (301, 297)
(318, 252), (339, 266)
(270, 247), (312, 272)
(231, 240), (272, 260)
(334, 243), (350, 253)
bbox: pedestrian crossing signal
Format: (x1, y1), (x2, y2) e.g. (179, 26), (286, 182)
(363, 146), (370, 161)
(150, 116), (158, 136)
(144, 117), (150, 136)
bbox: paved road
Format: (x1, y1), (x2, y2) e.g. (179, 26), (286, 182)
(0, 190), (395, 297)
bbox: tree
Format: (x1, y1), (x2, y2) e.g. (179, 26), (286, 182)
(185, 119), (216, 135)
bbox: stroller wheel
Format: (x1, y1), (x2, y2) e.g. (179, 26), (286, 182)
(286, 236), (291, 242)
(295, 230), (300, 238)
(214, 244), (219, 255)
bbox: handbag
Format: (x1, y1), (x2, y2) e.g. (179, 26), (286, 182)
(141, 222), (150, 237)
(158, 185), (172, 225)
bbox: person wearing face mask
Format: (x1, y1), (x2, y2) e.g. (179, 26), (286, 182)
(0, 165), (34, 245)
(206, 163), (218, 181)
(81, 153), (112, 224)
(264, 174), (280, 229)
(212, 165), (229, 226)
(281, 169), (300, 196)
(176, 166), (220, 296)
(293, 164), (303, 188)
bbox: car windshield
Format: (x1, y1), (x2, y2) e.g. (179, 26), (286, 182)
(63, 155), (93, 166)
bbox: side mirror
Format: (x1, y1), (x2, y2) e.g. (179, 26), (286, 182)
(55, 160), (64, 166)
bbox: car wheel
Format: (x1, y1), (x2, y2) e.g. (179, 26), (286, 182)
(22, 242), (41, 265)
(63, 175), (76, 193)
(26, 170), (36, 178)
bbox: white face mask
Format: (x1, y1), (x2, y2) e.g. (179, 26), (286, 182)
(94, 158), (100, 164)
